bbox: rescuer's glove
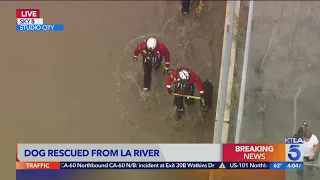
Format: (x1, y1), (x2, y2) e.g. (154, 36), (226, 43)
(133, 56), (138, 61)
(164, 67), (170, 75)
(167, 89), (173, 95)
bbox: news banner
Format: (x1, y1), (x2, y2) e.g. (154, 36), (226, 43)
(16, 9), (64, 31)
(16, 138), (304, 170)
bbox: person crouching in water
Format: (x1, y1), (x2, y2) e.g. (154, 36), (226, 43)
(297, 130), (319, 180)
(166, 67), (204, 116)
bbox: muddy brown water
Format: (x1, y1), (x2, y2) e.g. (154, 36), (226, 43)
(0, 2), (226, 180)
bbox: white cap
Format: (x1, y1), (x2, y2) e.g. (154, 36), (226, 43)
(146, 38), (157, 50)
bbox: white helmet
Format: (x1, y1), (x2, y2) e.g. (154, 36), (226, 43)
(179, 70), (189, 80)
(146, 38), (157, 50)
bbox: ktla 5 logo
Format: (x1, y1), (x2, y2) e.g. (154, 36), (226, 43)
(288, 145), (301, 161)
(286, 137), (303, 161)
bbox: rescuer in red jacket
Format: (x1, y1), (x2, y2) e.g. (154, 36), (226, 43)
(133, 38), (170, 91)
(166, 67), (204, 113)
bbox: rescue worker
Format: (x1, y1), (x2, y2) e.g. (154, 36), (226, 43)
(181, 0), (191, 15)
(166, 67), (204, 113)
(133, 38), (170, 91)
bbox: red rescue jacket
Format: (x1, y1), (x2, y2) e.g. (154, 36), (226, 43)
(167, 67), (204, 94)
(133, 40), (170, 68)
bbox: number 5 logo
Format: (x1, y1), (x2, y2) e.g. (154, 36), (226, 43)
(288, 145), (301, 161)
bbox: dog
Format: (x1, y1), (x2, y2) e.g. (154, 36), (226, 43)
(293, 122), (308, 138)
(200, 80), (213, 120)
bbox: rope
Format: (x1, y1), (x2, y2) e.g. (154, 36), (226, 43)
(172, 93), (207, 108)
(196, 0), (204, 14)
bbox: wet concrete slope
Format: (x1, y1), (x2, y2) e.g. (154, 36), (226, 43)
(241, 1), (320, 143)
(239, 2), (320, 178)
(0, 1), (225, 180)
